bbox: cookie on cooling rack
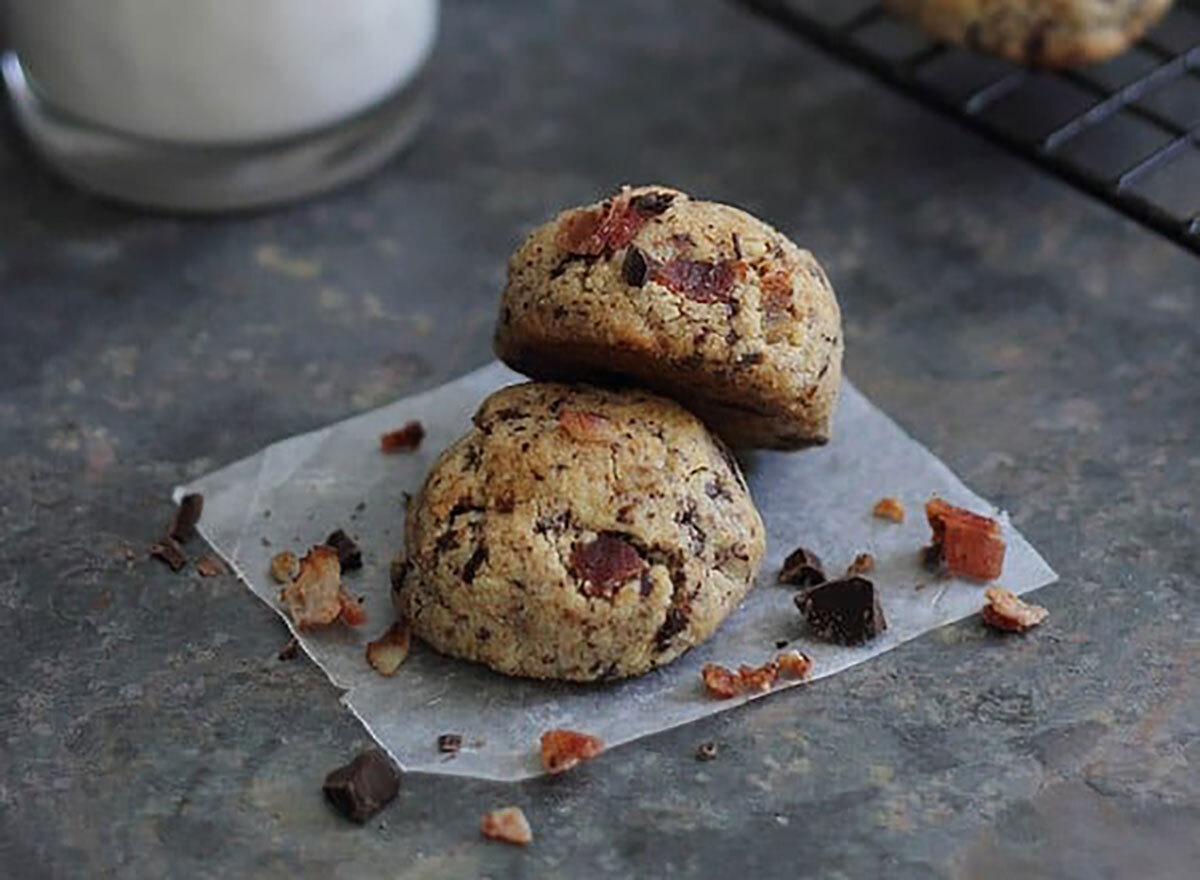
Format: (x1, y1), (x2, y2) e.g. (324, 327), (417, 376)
(884, 0), (1174, 66)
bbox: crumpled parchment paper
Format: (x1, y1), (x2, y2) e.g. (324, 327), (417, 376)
(177, 361), (1056, 781)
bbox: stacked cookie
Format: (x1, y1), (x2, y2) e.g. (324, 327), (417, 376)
(395, 186), (844, 680)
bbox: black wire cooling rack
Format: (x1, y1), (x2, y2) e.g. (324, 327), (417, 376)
(737, 0), (1200, 255)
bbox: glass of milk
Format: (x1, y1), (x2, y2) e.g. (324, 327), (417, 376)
(1, 0), (439, 211)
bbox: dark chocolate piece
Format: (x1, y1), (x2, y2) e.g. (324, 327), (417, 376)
(622, 246), (648, 286)
(170, 493), (204, 543)
(437, 733), (463, 754)
(149, 537), (186, 572)
(921, 543), (946, 574)
(630, 191), (675, 215)
(322, 747), (400, 824)
(778, 546), (825, 588)
(324, 529), (363, 571)
(795, 576), (887, 645)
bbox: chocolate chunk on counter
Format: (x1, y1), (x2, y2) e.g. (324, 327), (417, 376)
(778, 546), (825, 588)
(322, 747), (400, 823)
(169, 493), (204, 543)
(149, 537), (186, 572)
(437, 733), (463, 754)
(795, 576), (887, 645)
(325, 529), (363, 571)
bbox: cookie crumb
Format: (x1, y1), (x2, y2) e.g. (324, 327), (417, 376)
(481, 806), (532, 846)
(702, 663), (741, 699)
(380, 421), (425, 453)
(696, 742), (719, 762)
(872, 497), (905, 523)
(847, 552), (875, 576)
(982, 586), (1048, 633)
(540, 729), (605, 774)
(776, 649), (813, 680)
(278, 546), (342, 628)
(196, 554), (226, 577)
(270, 550), (299, 584)
(366, 620), (411, 675)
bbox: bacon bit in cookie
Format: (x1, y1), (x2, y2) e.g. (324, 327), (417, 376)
(778, 545), (825, 588)
(437, 733), (463, 754)
(169, 493), (204, 543)
(540, 728), (605, 774)
(759, 267), (793, 316)
(925, 498), (1006, 581)
(873, 497), (905, 523)
(847, 552), (875, 576)
(776, 649), (814, 680)
(196, 554), (226, 577)
(556, 207), (606, 255)
(325, 528), (363, 571)
(701, 663), (742, 699)
(570, 534), (645, 597)
(149, 537), (187, 572)
(380, 421), (425, 453)
(481, 806), (533, 846)
(366, 620), (411, 675)
(559, 409), (618, 443)
(270, 550), (300, 583)
(650, 258), (742, 303)
(696, 741), (719, 761)
(557, 190), (673, 258)
(982, 586), (1048, 633)
(278, 545), (342, 629)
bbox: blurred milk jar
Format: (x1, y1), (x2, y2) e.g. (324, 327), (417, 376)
(2, 0), (439, 211)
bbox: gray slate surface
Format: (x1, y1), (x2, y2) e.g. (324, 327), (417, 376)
(0, 1), (1196, 877)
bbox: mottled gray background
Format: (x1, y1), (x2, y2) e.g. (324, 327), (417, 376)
(0, 1), (1196, 878)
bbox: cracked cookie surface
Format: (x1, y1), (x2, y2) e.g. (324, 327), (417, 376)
(394, 382), (766, 681)
(494, 185), (843, 450)
(884, 0), (1174, 66)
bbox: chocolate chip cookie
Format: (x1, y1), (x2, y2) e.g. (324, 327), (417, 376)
(884, 0), (1173, 66)
(393, 382), (766, 681)
(494, 186), (843, 450)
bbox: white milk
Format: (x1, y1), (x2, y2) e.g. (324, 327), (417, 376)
(5, 0), (438, 144)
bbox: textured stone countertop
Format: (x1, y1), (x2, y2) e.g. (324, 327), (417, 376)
(1, 1), (1196, 877)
